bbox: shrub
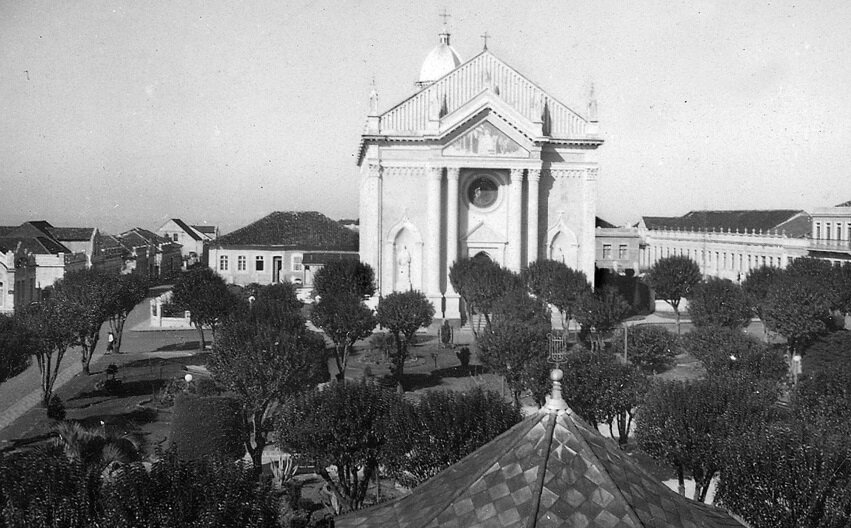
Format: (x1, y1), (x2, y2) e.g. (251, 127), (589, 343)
(170, 394), (244, 461)
(683, 326), (788, 382)
(456, 346), (471, 369)
(46, 394), (66, 421)
(611, 325), (679, 374)
(801, 330), (851, 376)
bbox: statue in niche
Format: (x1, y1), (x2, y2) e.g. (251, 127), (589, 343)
(396, 245), (412, 290)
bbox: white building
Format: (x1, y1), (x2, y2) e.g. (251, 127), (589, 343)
(357, 25), (602, 318)
(810, 200), (851, 264)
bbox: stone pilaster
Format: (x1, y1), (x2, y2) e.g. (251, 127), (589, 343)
(444, 168), (461, 318)
(426, 166), (443, 311)
(360, 162), (382, 294)
(508, 168), (524, 271)
(527, 168), (541, 266)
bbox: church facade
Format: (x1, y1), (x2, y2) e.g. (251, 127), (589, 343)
(357, 28), (602, 318)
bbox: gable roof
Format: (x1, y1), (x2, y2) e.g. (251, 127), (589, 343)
(337, 403), (745, 528)
(642, 210), (809, 236)
(191, 224), (217, 237)
(0, 236), (69, 255)
(169, 219), (202, 241)
(48, 227), (95, 241)
(835, 200), (851, 207)
(216, 211), (359, 251)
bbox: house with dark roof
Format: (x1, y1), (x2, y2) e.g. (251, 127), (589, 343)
(337, 372), (748, 528)
(118, 227), (183, 280)
(156, 219), (218, 267)
(0, 221), (88, 309)
(809, 201), (851, 263)
(637, 210), (812, 282)
(209, 211), (359, 287)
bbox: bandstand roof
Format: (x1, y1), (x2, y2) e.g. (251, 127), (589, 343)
(336, 398), (747, 528)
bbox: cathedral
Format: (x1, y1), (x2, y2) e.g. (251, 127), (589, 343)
(357, 24), (603, 318)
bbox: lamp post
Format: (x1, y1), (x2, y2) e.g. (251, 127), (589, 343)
(184, 373), (193, 392)
(791, 354), (802, 385)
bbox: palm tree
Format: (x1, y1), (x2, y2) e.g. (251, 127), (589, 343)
(54, 421), (141, 476)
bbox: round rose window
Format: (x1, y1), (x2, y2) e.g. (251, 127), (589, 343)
(467, 175), (499, 209)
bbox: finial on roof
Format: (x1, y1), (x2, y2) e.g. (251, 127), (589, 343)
(481, 30), (490, 50)
(368, 77), (379, 116)
(438, 8), (451, 44)
(588, 83), (598, 123)
(545, 368), (569, 412)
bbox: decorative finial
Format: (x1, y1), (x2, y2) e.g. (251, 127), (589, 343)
(545, 332), (571, 412)
(368, 77), (379, 116)
(481, 31), (490, 50)
(438, 9), (451, 44)
(588, 83), (598, 122)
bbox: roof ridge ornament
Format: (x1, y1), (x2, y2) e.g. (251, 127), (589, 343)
(545, 332), (570, 413)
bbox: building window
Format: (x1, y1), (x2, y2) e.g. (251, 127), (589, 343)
(172, 233), (178, 242)
(256, 256), (264, 271)
(815, 223), (821, 239)
(618, 244), (628, 259)
(761, 256), (767, 267)
(826, 224), (831, 240)
(769, 256), (774, 267)
(219, 256), (228, 271)
(602, 244), (612, 259)
(837, 223), (842, 240)
(237, 256), (246, 271)
(292, 254), (303, 272)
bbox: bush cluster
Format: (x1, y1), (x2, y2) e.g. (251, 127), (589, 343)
(170, 394), (244, 462)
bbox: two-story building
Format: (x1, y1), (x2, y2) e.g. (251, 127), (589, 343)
(156, 219), (218, 267)
(208, 211), (359, 288)
(809, 200), (851, 264)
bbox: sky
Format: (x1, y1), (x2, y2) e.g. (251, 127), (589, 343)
(2, 0), (851, 235)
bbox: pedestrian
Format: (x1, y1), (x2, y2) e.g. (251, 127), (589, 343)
(106, 331), (115, 354)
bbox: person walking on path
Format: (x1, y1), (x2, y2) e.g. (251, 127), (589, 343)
(106, 331), (115, 354)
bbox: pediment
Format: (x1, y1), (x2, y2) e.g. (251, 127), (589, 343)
(443, 120), (529, 158)
(463, 221), (505, 243)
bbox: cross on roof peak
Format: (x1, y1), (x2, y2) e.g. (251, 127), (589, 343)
(481, 31), (491, 50)
(438, 8), (451, 26)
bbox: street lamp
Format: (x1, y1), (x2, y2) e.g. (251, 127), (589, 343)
(184, 373), (193, 392)
(791, 354), (802, 385)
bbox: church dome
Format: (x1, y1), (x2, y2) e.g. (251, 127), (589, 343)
(417, 29), (462, 87)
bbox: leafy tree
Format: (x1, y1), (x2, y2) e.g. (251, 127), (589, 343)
(611, 324), (679, 374)
(801, 330), (851, 376)
(645, 255), (701, 333)
(786, 257), (842, 310)
(171, 267), (236, 350)
(51, 269), (115, 375)
(54, 421), (141, 482)
(574, 286), (630, 351)
(105, 273), (148, 354)
(449, 258), (522, 335)
(476, 288), (550, 406)
(170, 394), (246, 463)
(209, 285), (329, 475)
(597, 361), (649, 447)
(741, 265), (781, 334)
(0, 314), (32, 384)
(636, 376), (777, 501)
(276, 380), (404, 512)
(375, 290), (435, 387)
(383, 387), (522, 488)
(764, 271), (831, 357)
(717, 371), (851, 528)
(836, 261), (851, 316)
(687, 277), (752, 329)
(17, 298), (78, 405)
(521, 260), (591, 331)
(312, 260), (376, 299)
(311, 292), (376, 379)
(683, 326), (788, 382)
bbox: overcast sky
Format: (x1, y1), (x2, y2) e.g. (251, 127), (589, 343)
(2, 0), (850, 235)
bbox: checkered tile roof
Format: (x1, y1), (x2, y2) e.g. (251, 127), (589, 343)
(336, 408), (746, 528)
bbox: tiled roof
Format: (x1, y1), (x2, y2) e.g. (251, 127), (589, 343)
(191, 224), (217, 236)
(337, 406), (745, 528)
(171, 219), (202, 241)
(48, 227), (95, 241)
(835, 200), (851, 207)
(643, 210), (808, 234)
(216, 211), (359, 251)
(0, 236), (69, 255)
(596, 217), (617, 229)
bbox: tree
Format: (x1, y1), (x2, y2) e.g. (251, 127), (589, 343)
(683, 326), (788, 382)
(611, 324), (679, 374)
(645, 255), (701, 334)
(636, 376), (777, 501)
(785, 257), (841, 310)
(741, 265), (781, 334)
(209, 285), (329, 475)
(521, 260), (591, 331)
(0, 315), (31, 384)
(717, 371), (851, 528)
(17, 299), (78, 405)
(171, 267), (236, 350)
(375, 290), (435, 387)
(51, 269), (115, 375)
(476, 288), (550, 406)
(383, 387), (522, 488)
(574, 286), (630, 351)
(801, 330), (851, 376)
(311, 292), (376, 379)
(105, 273), (148, 354)
(276, 380), (404, 512)
(54, 421), (141, 474)
(836, 261), (851, 316)
(312, 260), (376, 299)
(687, 277), (752, 329)
(763, 271), (831, 357)
(596, 361), (649, 447)
(449, 258), (522, 335)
